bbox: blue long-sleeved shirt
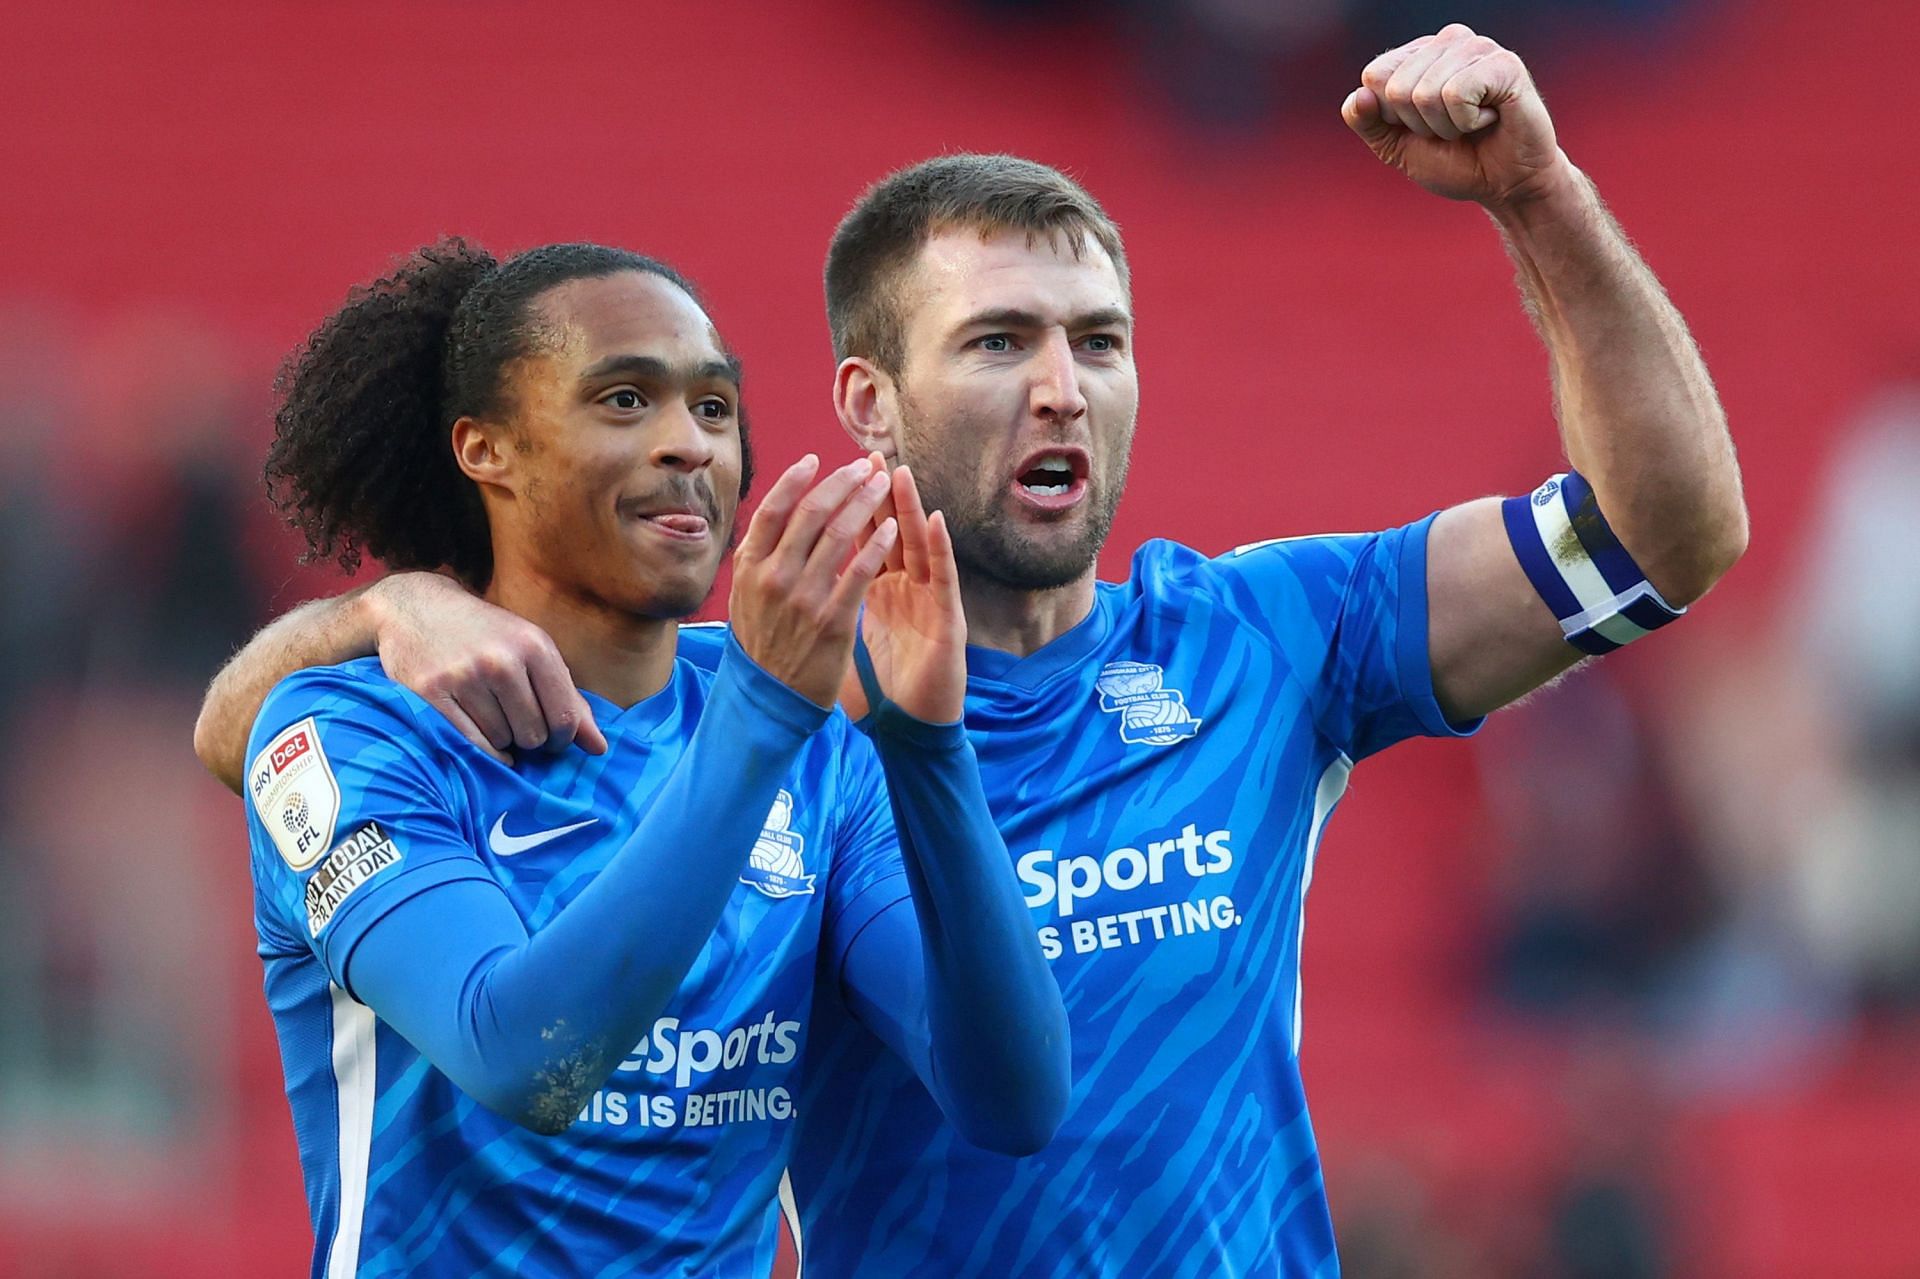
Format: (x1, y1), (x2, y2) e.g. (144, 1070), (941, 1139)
(244, 636), (1065, 1279)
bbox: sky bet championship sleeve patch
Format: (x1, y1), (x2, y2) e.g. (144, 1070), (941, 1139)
(304, 821), (404, 937)
(249, 717), (342, 871)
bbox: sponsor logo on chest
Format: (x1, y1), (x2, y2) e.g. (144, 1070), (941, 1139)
(1018, 821), (1244, 963)
(572, 1010), (806, 1131)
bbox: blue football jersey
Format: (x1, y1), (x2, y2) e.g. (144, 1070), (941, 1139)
(244, 653), (907, 1279)
(786, 517), (1479, 1277)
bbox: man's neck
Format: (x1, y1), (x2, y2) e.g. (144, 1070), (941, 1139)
(958, 569), (1097, 659)
(485, 571), (679, 710)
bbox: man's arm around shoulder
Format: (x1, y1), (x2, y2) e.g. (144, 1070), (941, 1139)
(195, 573), (602, 792)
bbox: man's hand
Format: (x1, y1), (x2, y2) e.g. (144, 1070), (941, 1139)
(366, 573), (607, 765)
(729, 455), (899, 708)
(196, 574), (604, 792)
(838, 460), (966, 725)
(1342, 25), (1570, 210)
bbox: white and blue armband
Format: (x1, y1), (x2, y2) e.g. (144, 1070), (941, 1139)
(1502, 471), (1685, 655)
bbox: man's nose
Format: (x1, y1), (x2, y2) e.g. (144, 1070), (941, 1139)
(1029, 332), (1088, 424)
(651, 403), (716, 473)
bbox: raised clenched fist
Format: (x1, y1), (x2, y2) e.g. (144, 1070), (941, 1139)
(1342, 24), (1572, 210)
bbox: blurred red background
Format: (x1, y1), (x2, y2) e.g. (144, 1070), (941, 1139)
(1, 1), (1915, 1275)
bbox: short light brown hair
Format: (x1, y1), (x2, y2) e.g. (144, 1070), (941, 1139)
(825, 153), (1129, 376)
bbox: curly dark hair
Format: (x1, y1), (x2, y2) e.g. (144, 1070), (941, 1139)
(266, 238), (752, 588)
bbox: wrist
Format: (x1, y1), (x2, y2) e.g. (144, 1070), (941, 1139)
(719, 636), (833, 738)
(869, 703), (967, 752)
(359, 572), (446, 658)
(1482, 152), (1588, 230)
(349, 579), (393, 656)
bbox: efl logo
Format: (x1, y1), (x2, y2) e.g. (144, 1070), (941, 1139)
(271, 731), (312, 774)
(249, 717), (341, 872)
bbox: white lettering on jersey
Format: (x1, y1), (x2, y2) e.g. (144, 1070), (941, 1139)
(305, 822), (403, 936)
(573, 1085), (794, 1130)
(1017, 823), (1234, 918)
(614, 1010), (803, 1089)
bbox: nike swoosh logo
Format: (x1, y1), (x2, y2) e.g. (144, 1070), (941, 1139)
(489, 815), (599, 857)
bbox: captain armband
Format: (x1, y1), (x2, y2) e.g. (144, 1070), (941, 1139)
(1501, 471), (1685, 655)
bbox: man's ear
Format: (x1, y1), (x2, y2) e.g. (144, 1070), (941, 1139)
(832, 357), (901, 463)
(451, 416), (518, 492)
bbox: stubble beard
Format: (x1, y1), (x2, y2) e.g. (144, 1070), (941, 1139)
(898, 402), (1130, 594)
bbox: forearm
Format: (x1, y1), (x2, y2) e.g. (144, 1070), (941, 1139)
(1493, 166), (1746, 602)
(195, 587), (378, 792)
(350, 642), (822, 1133)
(871, 721), (1071, 1155)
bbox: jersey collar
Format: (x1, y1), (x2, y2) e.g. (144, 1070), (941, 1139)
(964, 585), (1116, 691)
(576, 660), (689, 739)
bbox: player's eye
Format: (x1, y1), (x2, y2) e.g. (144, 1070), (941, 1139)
(974, 334), (1016, 353)
(603, 388), (645, 411)
(693, 397), (732, 421)
(1081, 334), (1122, 354)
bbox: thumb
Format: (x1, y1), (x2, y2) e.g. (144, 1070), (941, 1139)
(574, 697), (609, 755)
(1342, 86), (1394, 148)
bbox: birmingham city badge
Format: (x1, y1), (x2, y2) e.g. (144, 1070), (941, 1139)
(739, 789), (816, 899)
(1095, 660), (1203, 747)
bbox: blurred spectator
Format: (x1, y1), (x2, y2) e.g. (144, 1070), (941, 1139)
(1335, 1151), (1478, 1279)
(1640, 386), (1920, 1099)
(1131, 0), (1348, 125)
(0, 306), (88, 732)
(1654, 636), (1853, 1097)
(1539, 1037), (1672, 1279)
(0, 309), (91, 1154)
(966, 0), (1704, 128)
(1792, 385), (1920, 1009)
(0, 307), (265, 1222)
(1473, 665), (1717, 1021)
(76, 311), (265, 688)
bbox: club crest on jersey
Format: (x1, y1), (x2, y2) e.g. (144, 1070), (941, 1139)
(740, 789), (814, 899)
(1095, 660), (1202, 747)
(248, 716), (342, 870)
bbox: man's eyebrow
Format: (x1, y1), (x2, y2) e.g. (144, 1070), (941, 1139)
(954, 306), (1133, 333)
(578, 354), (743, 386)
